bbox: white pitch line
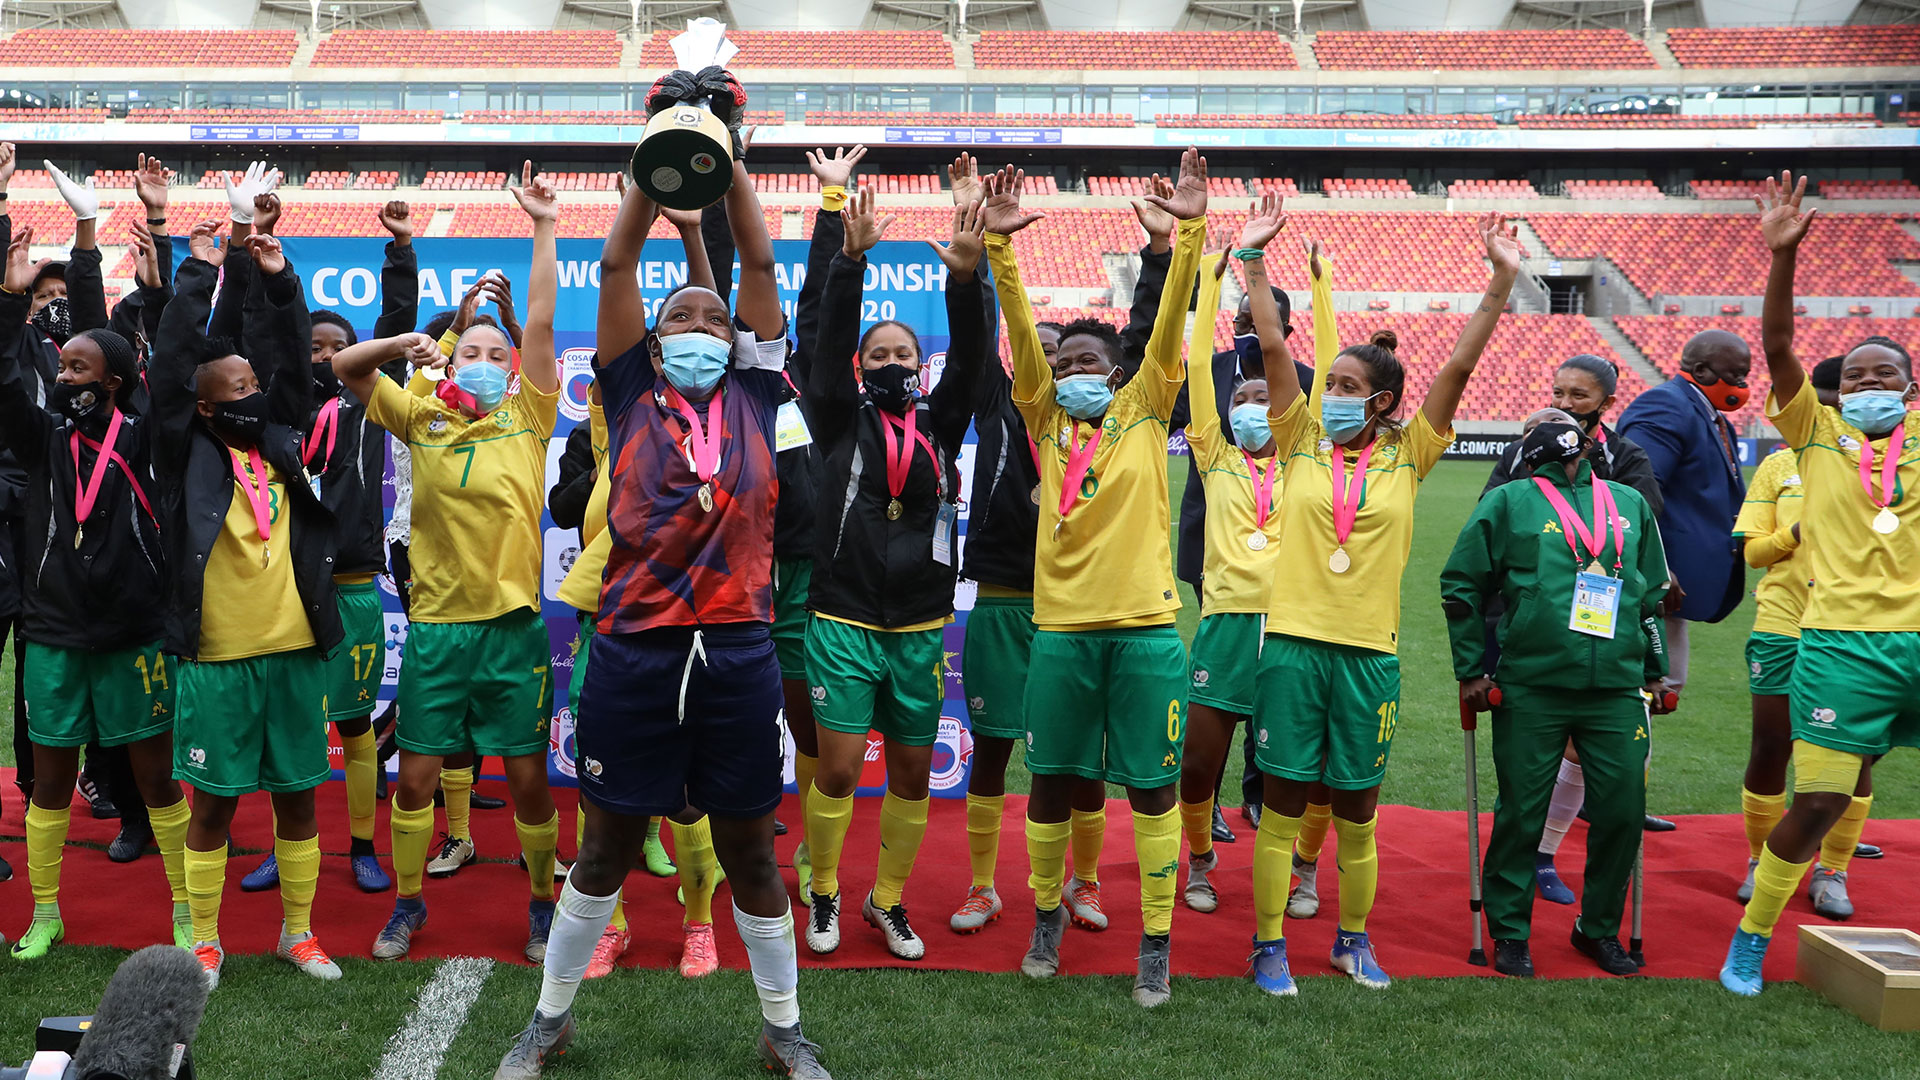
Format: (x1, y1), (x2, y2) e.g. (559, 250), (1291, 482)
(372, 956), (496, 1080)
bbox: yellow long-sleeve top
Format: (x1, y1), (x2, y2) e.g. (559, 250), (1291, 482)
(1188, 263), (1284, 615)
(1732, 447), (1808, 639)
(986, 215), (1206, 631)
(557, 398), (612, 614)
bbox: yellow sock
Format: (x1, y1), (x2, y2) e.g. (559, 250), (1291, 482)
(794, 752), (818, 822)
(1741, 845), (1814, 937)
(1820, 795), (1873, 874)
(1178, 798), (1214, 860)
(609, 890), (628, 932)
(149, 796), (191, 905)
(1070, 807), (1105, 884)
(391, 801), (435, 899)
(1253, 809), (1302, 942)
(276, 834), (321, 935)
(804, 784), (854, 898)
(1741, 787), (1786, 861)
(341, 728), (377, 843)
(1026, 818), (1072, 911)
(574, 805), (585, 851)
(440, 766), (473, 841)
(516, 811), (560, 902)
(24, 803), (70, 908)
(873, 792), (930, 909)
(672, 817), (718, 924)
(1334, 814), (1379, 933)
(966, 794), (1005, 889)
(184, 843), (228, 944)
(1296, 802), (1333, 863)
(1133, 807), (1180, 937)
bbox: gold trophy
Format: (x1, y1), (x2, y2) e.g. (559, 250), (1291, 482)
(635, 18), (744, 211)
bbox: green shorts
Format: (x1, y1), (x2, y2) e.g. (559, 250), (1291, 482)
(174, 648), (329, 795)
(23, 639), (176, 748)
(567, 613), (591, 715)
(1252, 634), (1401, 791)
(1790, 628), (1920, 757)
(961, 595), (1035, 740)
(1021, 626), (1187, 788)
(772, 557), (812, 681)
(1188, 612), (1264, 714)
(327, 580), (384, 721)
(805, 616), (944, 746)
(1746, 631), (1798, 697)
(397, 609), (553, 758)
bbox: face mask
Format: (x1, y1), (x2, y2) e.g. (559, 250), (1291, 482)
(863, 362), (920, 414)
(49, 380), (107, 423)
(1054, 372), (1115, 420)
(209, 391), (268, 446)
(1839, 388), (1912, 436)
(1320, 392), (1377, 444)
(1520, 421), (1587, 472)
(659, 332), (732, 396)
(1681, 369), (1750, 413)
(30, 296), (71, 345)
(1229, 403), (1272, 451)
(1565, 406), (1603, 431)
(451, 361), (509, 413)
(311, 361), (342, 399)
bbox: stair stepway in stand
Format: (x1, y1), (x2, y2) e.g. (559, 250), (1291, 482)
(1588, 315), (1666, 388)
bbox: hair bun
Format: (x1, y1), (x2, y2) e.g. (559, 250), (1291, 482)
(1369, 329), (1399, 353)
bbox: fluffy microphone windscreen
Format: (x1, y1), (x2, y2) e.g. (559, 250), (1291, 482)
(67, 945), (210, 1080)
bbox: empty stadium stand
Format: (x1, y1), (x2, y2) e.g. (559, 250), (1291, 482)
(1818, 179), (1920, 199)
(1156, 114), (1495, 129)
(804, 112), (1133, 128)
(638, 30), (952, 69)
(422, 171), (508, 192)
(1528, 213), (1920, 298)
(1448, 179), (1539, 200)
(1313, 30), (1654, 70)
(1321, 178), (1419, 199)
(0, 29), (297, 67)
(1689, 180), (1768, 200)
(1563, 179), (1665, 200)
(1666, 25), (1920, 68)
(353, 171), (400, 190)
(125, 109), (443, 124)
(1516, 113), (1880, 129)
(1251, 179), (1302, 198)
(0, 108), (108, 121)
(972, 31), (1296, 70)
(1087, 176), (1248, 198)
(303, 170), (353, 190)
(312, 29), (622, 68)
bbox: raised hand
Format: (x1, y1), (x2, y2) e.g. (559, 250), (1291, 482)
(43, 160), (99, 221)
(379, 199), (412, 240)
(0, 142), (15, 191)
(134, 153), (172, 213)
(509, 159), (558, 223)
(246, 233), (286, 276)
(4, 226), (34, 294)
(481, 272), (524, 347)
(1302, 235), (1327, 281)
(1756, 170), (1817, 252)
(927, 199), (986, 277)
(394, 332), (441, 369)
(1145, 147), (1208, 221)
(840, 186), (895, 257)
(1237, 191), (1286, 250)
(1130, 174), (1177, 247)
(979, 166), (1046, 236)
(252, 192), (281, 236)
(661, 205), (704, 231)
(949, 152), (984, 208)
(222, 161), (279, 224)
(806, 145), (867, 189)
(188, 219), (226, 267)
(450, 278), (486, 336)
(128, 219), (160, 287)
(1479, 212), (1526, 277)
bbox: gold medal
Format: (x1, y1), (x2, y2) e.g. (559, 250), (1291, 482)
(1030, 483), (1041, 506)
(1329, 547), (1351, 574)
(886, 498), (903, 521)
(1873, 506), (1899, 535)
(698, 483), (714, 512)
(72, 525), (83, 550)
(1586, 560), (1604, 576)
(1247, 532), (1268, 551)
(261, 545), (270, 569)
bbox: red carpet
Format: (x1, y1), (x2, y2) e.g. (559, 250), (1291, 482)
(2, 773), (1914, 982)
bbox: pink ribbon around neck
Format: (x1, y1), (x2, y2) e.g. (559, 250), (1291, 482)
(1533, 474), (1624, 572)
(1329, 440), (1375, 547)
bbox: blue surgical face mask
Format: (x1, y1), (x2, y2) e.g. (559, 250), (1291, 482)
(1320, 392), (1377, 444)
(1229, 403), (1272, 451)
(452, 361), (509, 412)
(659, 332), (732, 396)
(1054, 372), (1115, 420)
(1839, 388), (1912, 436)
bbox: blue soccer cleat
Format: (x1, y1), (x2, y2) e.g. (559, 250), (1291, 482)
(1330, 930), (1391, 989)
(372, 899), (427, 961)
(1534, 854), (1575, 905)
(1248, 938), (1297, 997)
(1719, 928), (1770, 996)
(352, 853), (393, 893)
(240, 853), (279, 892)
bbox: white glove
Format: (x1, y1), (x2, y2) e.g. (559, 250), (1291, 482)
(222, 161), (280, 224)
(42, 160), (98, 221)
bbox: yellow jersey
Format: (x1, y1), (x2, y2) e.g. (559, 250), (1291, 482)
(558, 399), (612, 614)
(1767, 379), (1920, 632)
(366, 373), (560, 624)
(986, 216), (1205, 631)
(199, 449), (315, 660)
(1732, 448), (1809, 639)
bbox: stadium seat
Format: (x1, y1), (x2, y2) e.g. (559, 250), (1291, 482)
(1322, 178), (1419, 199)
(1562, 179), (1666, 200)
(1515, 113), (1878, 130)
(638, 30), (953, 69)
(1817, 179), (1920, 200)
(0, 29), (297, 67)
(312, 30), (622, 69)
(1313, 30), (1654, 71)
(1155, 114), (1494, 130)
(353, 171), (400, 190)
(1666, 26), (1920, 69)
(1447, 179), (1540, 200)
(123, 108), (441, 124)
(803, 111), (1132, 129)
(972, 31), (1296, 71)
(421, 171), (509, 192)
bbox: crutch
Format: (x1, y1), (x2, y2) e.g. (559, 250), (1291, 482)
(1629, 686), (1677, 969)
(1462, 686), (1501, 967)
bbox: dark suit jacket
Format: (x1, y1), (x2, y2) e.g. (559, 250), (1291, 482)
(1615, 377), (1747, 622)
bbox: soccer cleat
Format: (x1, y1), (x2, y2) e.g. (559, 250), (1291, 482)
(1534, 855), (1575, 906)
(1063, 876), (1107, 931)
(9, 916), (64, 960)
(584, 925), (630, 980)
(1132, 933), (1172, 1008)
(426, 833), (477, 878)
(1493, 938), (1535, 978)
(1330, 930), (1391, 989)
(526, 900), (555, 965)
(1247, 938), (1297, 997)
(1736, 857), (1759, 902)
(240, 852), (280, 892)
(1184, 851), (1219, 914)
(372, 900), (427, 961)
(1571, 923), (1640, 976)
(679, 922), (719, 978)
(862, 892), (925, 961)
(277, 926), (343, 980)
(493, 1010), (574, 1080)
(172, 903), (193, 950)
(757, 1020), (832, 1079)
(108, 820), (151, 863)
(193, 940), (225, 990)
(642, 832), (675, 878)
(1808, 867), (1855, 920)
(1021, 905), (1067, 978)
(1287, 856), (1321, 919)
(949, 885), (1003, 933)
(794, 842), (813, 906)
(77, 773), (118, 819)
(804, 892), (840, 955)
(1719, 927), (1770, 996)
(352, 853), (394, 893)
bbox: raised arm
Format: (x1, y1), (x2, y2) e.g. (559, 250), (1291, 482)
(979, 167), (1050, 417)
(661, 206), (716, 294)
(150, 221), (227, 470)
(795, 146), (864, 365)
(597, 181), (659, 366)
(1228, 195), (1298, 422)
(508, 160), (559, 395)
(924, 199), (988, 449)
(1119, 174), (1176, 367)
(242, 234), (314, 428)
(46, 160), (106, 332)
(1135, 148), (1210, 395)
(1420, 213), (1521, 434)
(725, 149), (783, 340)
(1186, 254), (1228, 453)
(373, 200), (419, 341)
(806, 187), (890, 438)
(0, 225), (52, 462)
(332, 332), (438, 413)
(1756, 171), (1816, 406)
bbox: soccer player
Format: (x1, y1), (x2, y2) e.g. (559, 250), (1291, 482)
(1442, 408), (1673, 978)
(799, 189), (986, 961)
(336, 162), (563, 965)
(1720, 173), (1919, 996)
(980, 151), (1208, 1007)
(1248, 209), (1521, 995)
(1177, 242), (1285, 915)
(153, 219), (343, 988)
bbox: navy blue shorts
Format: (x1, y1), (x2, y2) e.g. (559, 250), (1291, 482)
(575, 623), (784, 820)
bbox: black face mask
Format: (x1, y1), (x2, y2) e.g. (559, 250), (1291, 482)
(1520, 421), (1587, 472)
(209, 391), (268, 446)
(312, 361), (342, 399)
(864, 363), (920, 415)
(48, 380), (108, 423)
(1565, 406), (1603, 432)
(30, 296), (72, 345)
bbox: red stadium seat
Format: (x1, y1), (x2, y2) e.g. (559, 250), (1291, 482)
(1666, 26), (1920, 69)
(0, 29), (297, 67)
(637, 30), (953, 70)
(312, 30), (621, 69)
(972, 31), (1295, 71)
(1314, 30), (1654, 71)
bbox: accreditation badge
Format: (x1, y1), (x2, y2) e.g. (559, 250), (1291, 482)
(775, 400), (813, 452)
(1570, 571), (1621, 639)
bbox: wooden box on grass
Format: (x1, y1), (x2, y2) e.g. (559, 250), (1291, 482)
(1796, 925), (1920, 1031)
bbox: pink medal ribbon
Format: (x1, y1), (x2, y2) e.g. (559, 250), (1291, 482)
(1053, 420), (1104, 539)
(1326, 441), (1374, 573)
(1860, 432), (1904, 535)
(230, 448), (274, 567)
(879, 408), (936, 521)
(1242, 450), (1278, 551)
(1533, 475), (1624, 575)
(302, 397), (340, 467)
(663, 383), (726, 511)
(68, 408), (125, 549)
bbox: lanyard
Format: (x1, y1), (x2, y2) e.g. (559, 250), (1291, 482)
(1243, 450), (1278, 529)
(230, 448), (274, 567)
(1329, 440), (1375, 547)
(662, 383), (725, 484)
(1533, 475), (1624, 572)
(1054, 419), (1103, 537)
(72, 418), (154, 529)
(1860, 432), (1902, 510)
(69, 409), (125, 543)
(880, 407), (935, 502)
(302, 397), (340, 467)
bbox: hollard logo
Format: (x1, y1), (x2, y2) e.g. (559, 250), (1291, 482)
(1257, 728), (1269, 746)
(581, 756), (604, 778)
(1192, 670), (1211, 688)
(1810, 707), (1838, 728)
(967, 696), (986, 712)
(810, 685), (827, 702)
(188, 747), (207, 766)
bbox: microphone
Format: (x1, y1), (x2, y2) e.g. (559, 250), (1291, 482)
(66, 945), (209, 1080)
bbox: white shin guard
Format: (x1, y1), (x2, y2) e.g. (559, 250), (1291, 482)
(535, 881), (620, 1019)
(733, 900), (800, 1029)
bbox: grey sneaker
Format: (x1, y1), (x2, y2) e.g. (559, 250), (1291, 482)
(1021, 905), (1068, 978)
(526, 900), (555, 964)
(1736, 857), (1759, 902)
(757, 1020), (831, 1079)
(949, 885), (1003, 933)
(1184, 851), (1219, 913)
(804, 891), (840, 955)
(1808, 867), (1855, 920)
(1063, 875), (1108, 931)
(1133, 933), (1172, 1008)
(1288, 856), (1321, 919)
(493, 1010), (573, 1080)
(372, 901), (427, 961)
(426, 833), (477, 878)
(861, 891), (925, 961)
